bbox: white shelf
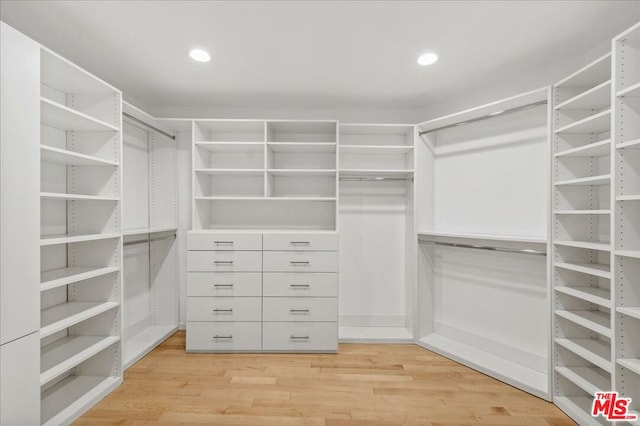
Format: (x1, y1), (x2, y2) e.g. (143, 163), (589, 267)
(555, 52), (611, 89)
(555, 174), (611, 186)
(554, 396), (603, 426)
(617, 81), (640, 97)
(555, 366), (610, 395)
(617, 138), (640, 149)
(556, 310), (611, 337)
(41, 48), (118, 95)
(339, 145), (413, 154)
(266, 196), (337, 201)
(616, 250), (640, 259)
(555, 209), (611, 215)
(267, 169), (336, 176)
(554, 109), (611, 134)
(41, 97), (118, 132)
(41, 145), (118, 167)
(617, 358), (640, 376)
(267, 142), (336, 153)
(554, 240), (611, 251)
(195, 142), (264, 153)
(554, 262), (611, 279)
(40, 301), (119, 339)
(617, 307), (640, 320)
(338, 326), (413, 343)
(339, 169), (414, 178)
(40, 192), (118, 201)
(617, 195), (640, 201)
(196, 196), (335, 202)
(40, 266), (119, 292)
(418, 231), (547, 245)
(195, 196), (265, 201)
(555, 80), (611, 110)
(41, 375), (121, 426)
(194, 168), (264, 176)
(123, 325), (177, 369)
(40, 232), (121, 246)
(555, 338), (612, 372)
(123, 227), (177, 237)
(41, 335), (120, 385)
(555, 286), (611, 308)
(555, 140), (611, 158)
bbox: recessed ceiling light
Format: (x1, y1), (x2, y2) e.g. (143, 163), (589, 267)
(189, 49), (211, 63)
(417, 52), (439, 66)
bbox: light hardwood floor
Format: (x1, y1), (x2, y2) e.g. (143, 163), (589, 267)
(76, 331), (574, 425)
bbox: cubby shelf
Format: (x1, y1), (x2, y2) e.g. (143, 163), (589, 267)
(616, 138), (640, 149)
(555, 310), (611, 337)
(41, 97), (119, 132)
(555, 286), (610, 308)
(554, 262), (611, 279)
(554, 109), (611, 134)
(40, 192), (119, 201)
(554, 140), (611, 158)
(40, 301), (119, 339)
(617, 358), (640, 376)
(40, 145), (118, 167)
(555, 366), (610, 395)
(339, 145), (414, 154)
(554, 240), (611, 251)
(40, 335), (120, 385)
(194, 168), (264, 176)
(267, 169), (336, 176)
(616, 250), (640, 259)
(555, 338), (612, 372)
(267, 142), (336, 153)
(40, 266), (119, 292)
(617, 81), (640, 97)
(616, 194), (640, 201)
(617, 307), (640, 320)
(40, 232), (121, 246)
(555, 174), (611, 186)
(554, 210), (611, 215)
(339, 169), (414, 178)
(555, 80), (611, 110)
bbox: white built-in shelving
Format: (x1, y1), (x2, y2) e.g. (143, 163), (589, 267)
(39, 47), (123, 426)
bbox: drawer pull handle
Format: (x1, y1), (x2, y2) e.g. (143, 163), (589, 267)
(213, 308), (234, 313)
(291, 241), (310, 245)
(290, 261), (310, 265)
(214, 335), (233, 339)
(290, 309), (310, 313)
(290, 335), (309, 340)
(290, 284), (310, 288)
(214, 284), (234, 288)
(214, 261), (234, 264)
(214, 241), (234, 244)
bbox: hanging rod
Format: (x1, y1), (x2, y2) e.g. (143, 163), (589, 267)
(122, 111), (176, 140)
(339, 176), (414, 182)
(419, 239), (546, 256)
(124, 233), (176, 247)
(418, 100), (547, 136)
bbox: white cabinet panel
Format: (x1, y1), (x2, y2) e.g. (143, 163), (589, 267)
(188, 272), (262, 297)
(263, 297), (337, 322)
(263, 251), (337, 272)
(263, 273), (337, 297)
(187, 251), (262, 272)
(187, 297), (262, 322)
(263, 233), (337, 251)
(187, 322), (261, 351)
(262, 322), (337, 352)
(188, 232), (262, 251)
(0, 333), (40, 425)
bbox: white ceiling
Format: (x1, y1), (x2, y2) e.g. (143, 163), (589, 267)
(1, 1), (639, 112)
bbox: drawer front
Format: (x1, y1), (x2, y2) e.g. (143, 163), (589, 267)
(262, 322), (337, 352)
(263, 251), (337, 273)
(263, 273), (337, 297)
(188, 251), (262, 272)
(188, 272), (262, 297)
(187, 297), (262, 322)
(187, 322), (261, 351)
(263, 233), (337, 252)
(263, 297), (337, 322)
(188, 232), (262, 251)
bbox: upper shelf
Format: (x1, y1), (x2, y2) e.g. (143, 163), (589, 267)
(339, 169), (414, 179)
(617, 81), (640, 97)
(339, 145), (413, 154)
(555, 80), (611, 110)
(41, 145), (119, 167)
(555, 53), (611, 90)
(41, 97), (119, 132)
(41, 48), (119, 95)
(267, 142), (336, 153)
(418, 231), (547, 245)
(554, 109), (611, 134)
(555, 140), (611, 158)
(123, 227), (177, 237)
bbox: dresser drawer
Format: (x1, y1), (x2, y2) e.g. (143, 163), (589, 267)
(188, 232), (262, 251)
(187, 297), (262, 321)
(187, 322), (261, 351)
(188, 272), (262, 297)
(263, 251), (337, 272)
(263, 233), (337, 251)
(263, 273), (337, 297)
(263, 297), (337, 322)
(262, 322), (337, 352)
(188, 251), (262, 272)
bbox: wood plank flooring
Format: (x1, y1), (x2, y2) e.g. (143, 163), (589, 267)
(75, 332), (574, 425)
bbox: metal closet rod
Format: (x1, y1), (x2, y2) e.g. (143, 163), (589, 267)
(339, 176), (414, 182)
(418, 100), (547, 136)
(124, 233), (177, 247)
(122, 111), (176, 140)
(419, 239), (547, 256)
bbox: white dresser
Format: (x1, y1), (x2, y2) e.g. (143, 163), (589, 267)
(186, 232), (338, 352)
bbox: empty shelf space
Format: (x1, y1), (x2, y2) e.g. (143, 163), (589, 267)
(123, 325), (177, 369)
(40, 266), (119, 291)
(617, 307), (640, 320)
(267, 169), (336, 176)
(41, 97), (118, 132)
(267, 142), (336, 153)
(554, 240), (611, 251)
(40, 145), (118, 167)
(40, 301), (119, 338)
(339, 145), (414, 154)
(40, 192), (118, 201)
(616, 250), (640, 259)
(555, 366), (610, 395)
(617, 358), (640, 376)
(555, 140), (611, 158)
(555, 174), (611, 186)
(41, 335), (120, 385)
(617, 81), (640, 97)
(554, 262), (611, 279)
(616, 195), (640, 201)
(40, 232), (121, 246)
(554, 109), (611, 134)
(555, 286), (611, 307)
(555, 338), (612, 372)
(555, 209), (611, 215)
(194, 168), (264, 176)
(339, 169), (414, 179)
(555, 80), (611, 110)
(556, 310), (611, 337)
(41, 375), (120, 426)
(617, 138), (640, 149)
(123, 227), (177, 237)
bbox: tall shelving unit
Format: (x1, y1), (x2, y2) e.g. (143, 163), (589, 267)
(121, 102), (179, 369)
(613, 22), (640, 424)
(39, 47), (123, 425)
(551, 53), (614, 425)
